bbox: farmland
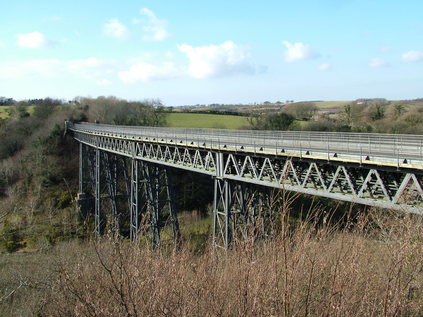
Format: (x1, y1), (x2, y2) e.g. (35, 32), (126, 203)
(164, 112), (250, 129)
(0, 107), (9, 119)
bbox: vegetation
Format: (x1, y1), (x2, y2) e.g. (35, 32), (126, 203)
(249, 112), (296, 130)
(165, 112), (250, 129)
(1, 208), (421, 316)
(0, 95), (422, 316)
(0, 96), (172, 255)
(248, 98), (423, 133)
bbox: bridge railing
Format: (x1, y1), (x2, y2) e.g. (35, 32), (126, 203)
(68, 122), (423, 165)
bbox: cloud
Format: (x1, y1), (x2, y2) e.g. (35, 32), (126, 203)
(282, 41), (319, 62)
(66, 58), (117, 78)
(0, 59), (61, 79)
(178, 41), (254, 79)
(16, 31), (52, 48)
(119, 61), (179, 82)
(369, 58), (389, 68)
(139, 8), (169, 41)
(103, 18), (129, 39)
(318, 63), (331, 71)
(401, 50), (423, 63)
(0, 58), (116, 80)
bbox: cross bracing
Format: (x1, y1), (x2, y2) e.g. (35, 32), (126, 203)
(67, 122), (423, 248)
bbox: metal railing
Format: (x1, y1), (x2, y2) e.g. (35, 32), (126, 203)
(68, 122), (423, 166)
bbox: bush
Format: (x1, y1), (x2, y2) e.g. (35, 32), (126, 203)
(41, 211), (422, 316)
(0, 225), (22, 253)
(249, 112), (295, 130)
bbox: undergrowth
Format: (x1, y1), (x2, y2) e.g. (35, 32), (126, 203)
(1, 208), (421, 316)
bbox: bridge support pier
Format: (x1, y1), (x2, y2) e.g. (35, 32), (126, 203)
(129, 160), (180, 247)
(213, 178), (274, 249)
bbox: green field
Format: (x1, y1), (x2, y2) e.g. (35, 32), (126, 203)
(0, 106), (9, 119)
(313, 101), (351, 109)
(0, 106), (36, 119)
(165, 112), (250, 129)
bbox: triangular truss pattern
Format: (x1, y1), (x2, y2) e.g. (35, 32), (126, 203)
(75, 131), (423, 221)
(301, 162), (327, 190)
(240, 156), (258, 179)
(280, 160), (301, 186)
(224, 154), (240, 176)
(357, 169), (391, 200)
(393, 173), (423, 204)
(327, 166), (356, 195)
(258, 158), (278, 182)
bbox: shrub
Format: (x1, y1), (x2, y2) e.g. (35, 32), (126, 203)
(42, 211), (422, 316)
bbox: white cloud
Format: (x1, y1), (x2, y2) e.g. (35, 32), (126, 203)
(369, 58), (389, 68)
(178, 41), (254, 79)
(0, 58), (116, 80)
(103, 18), (129, 39)
(119, 61), (179, 82)
(318, 63), (331, 71)
(16, 31), (51, 48)
(139, 8), (169, 41)
(66, 58), (117, 78)
(0, 59), (61, 79)
(282, 41), (319, 62)
(401, 50), (423, 63)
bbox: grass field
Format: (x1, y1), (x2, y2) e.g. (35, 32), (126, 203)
(0, 107), (9, 119)
(313, 101), (351, 109)
(165, 112), (250, 129)
(0, 106), (36, 119)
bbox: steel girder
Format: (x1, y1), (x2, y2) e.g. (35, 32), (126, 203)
(72, 127), (422, 248)
(74, 131), (423, 215)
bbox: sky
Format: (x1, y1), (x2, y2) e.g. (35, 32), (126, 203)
(0, 0), (422, 106)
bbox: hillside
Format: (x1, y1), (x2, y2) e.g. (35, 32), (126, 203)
(0, 97), (422, 315)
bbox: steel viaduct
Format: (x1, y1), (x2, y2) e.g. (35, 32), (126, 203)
(66, 122), (423, 248)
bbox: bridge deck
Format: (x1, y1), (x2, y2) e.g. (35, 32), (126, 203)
(70, 122), (423, 170)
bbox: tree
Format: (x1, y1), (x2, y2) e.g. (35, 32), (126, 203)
(80, 97), (166, 127)
(0, 97), (15, 106)
(249, 112), (295, 130)
(342, 104), (364, 126)
(284, 102), (317, 121)
(369, 104), (386, 121)
(393, 104), (406, 119)
(33, 98), (62, 118)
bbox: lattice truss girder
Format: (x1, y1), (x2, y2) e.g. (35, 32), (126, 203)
(74, 132), (423, 214)
(74, 132), (218, 175)
(222, 153), (423, 213)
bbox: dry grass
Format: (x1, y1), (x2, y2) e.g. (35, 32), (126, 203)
(20, 209), (419, 317)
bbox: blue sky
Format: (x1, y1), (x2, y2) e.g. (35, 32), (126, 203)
(0, 0), (422, 106)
